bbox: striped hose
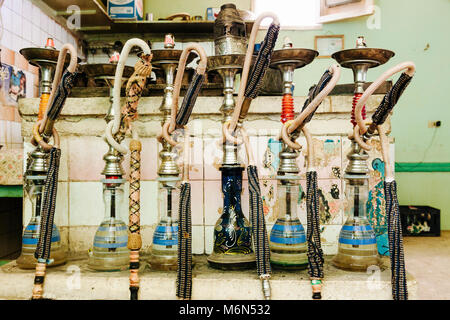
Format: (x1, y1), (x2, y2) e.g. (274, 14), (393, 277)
(248, 165), (271, 299)
(306, 171), (324, 300)
(384, 180), (408, 300)
(32, 147), (61, 299)
(176, 182), (193, 299)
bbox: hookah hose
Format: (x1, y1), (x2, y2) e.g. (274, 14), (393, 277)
(352, 61), (415, 301)
(304, 128), (324, 300)
(226, 12), (280, 137)
(279, 66), (341, 300)
(159, 44), (207, 300)
(104, 38), (152, 300)
(31, 44), (78, 300)
(221, 12), (279, 299)
(240, 128), (271, 300)
(177, 129), (193, 300)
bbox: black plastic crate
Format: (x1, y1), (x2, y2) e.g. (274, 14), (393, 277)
(399, 205), (440, 237)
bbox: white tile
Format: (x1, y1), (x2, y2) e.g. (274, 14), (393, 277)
(46, 19), (54, 38)
(55, 23), (62, 41)
(39, 11), (48, 32)
(69, 182), (104, 226)
(204, 225), (214, 255)
(11, 122), (22, 144)
(140, 180), (159, 226)
(3, 0), (12, 10)
(192, 225), (204, 254)
(2, 7), (12, 32)
(0, 120), (6, 145)
(12, 12), (22, 37)
(55, 182), (69, 226)
(22, 18), (32, 42)
(11, 33), (22, 53)
(1, 30), (12, 49)
(12, 0), (22, 15)
(31, 3), (40, 24)
(22, 0), (32, 20)
(31, 22), (40, 46)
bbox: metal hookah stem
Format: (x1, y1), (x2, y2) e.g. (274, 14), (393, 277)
(35, 192), (42, 217)
(285, 184), (291, 220)
(111, 187), (116, 218)
(354, 186), (359, 217)
(167, 187), (172, 218)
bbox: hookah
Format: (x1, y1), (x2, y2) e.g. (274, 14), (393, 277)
(331, 37), (395, 271)
(219, 10), (281, 299)
(268, 38), (318, 270)
(105, 38), (152, 300)
(30, 44), (79, 299)
(158, 43), (207, 300)
(148, 35), (196, 271)
(352, 61), (415, 300)
(17, 38), (67, 269)
(278, 65), (341, 299)
(82, 56), (134, 271)
(206, 3), (255, 271)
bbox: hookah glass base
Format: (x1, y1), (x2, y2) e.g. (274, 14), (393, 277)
(207, 166), (255, 270)
(332, 217), (380, 271)
(269, 218), (308, 270)
(88, 218), (129, 271)
(16, 217), (66, 269)
(148, 222), (179, 271)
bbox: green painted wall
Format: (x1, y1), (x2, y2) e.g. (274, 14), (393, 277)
(144, 0), (449, 228)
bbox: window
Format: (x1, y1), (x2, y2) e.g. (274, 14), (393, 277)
(251, 0), (374, 28)
(252, 0), (322, 30)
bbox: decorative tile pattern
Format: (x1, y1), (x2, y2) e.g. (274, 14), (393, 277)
(0, 148), (23, 184)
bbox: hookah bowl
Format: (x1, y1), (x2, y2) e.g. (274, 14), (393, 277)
(82, 62), (133, 271)
(148, 47), (196, 271)
(206, 54), (255, 270)
(332, 36), (394, 125)
(331, 37), (394, 271)
(265, 46), (318, 270)
(213, 3), (248, 56)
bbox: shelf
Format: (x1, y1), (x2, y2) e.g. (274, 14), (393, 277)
(38, 0), (253, 38)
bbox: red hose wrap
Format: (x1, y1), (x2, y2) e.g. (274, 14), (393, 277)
(281, 93), (294, 123)
(351, 93), (366, 127)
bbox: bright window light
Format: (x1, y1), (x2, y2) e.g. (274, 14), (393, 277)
(252, 0), (322, 29)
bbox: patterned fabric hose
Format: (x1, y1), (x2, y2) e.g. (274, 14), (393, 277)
(177, 182), (192, 299)
(128, 140), (142, 300)
(306, 171), (324, 300)
(384, 180), (408, 300)
(32, 147), (61, 299)
(248, 165), (271, 299)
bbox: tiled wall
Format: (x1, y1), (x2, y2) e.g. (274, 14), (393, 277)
(0, 0), (78, 150)
(1, 0), (78, 52)
(22, 132), (393, 256)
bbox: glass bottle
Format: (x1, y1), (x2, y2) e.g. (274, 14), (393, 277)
(88, 178), (129, 271)
(269, 179), (308, 269)
(16, 177), (66, 269)
(149, 179), (180, 271)
(332, 177), (380, 271)
(207, 166), (255, 270)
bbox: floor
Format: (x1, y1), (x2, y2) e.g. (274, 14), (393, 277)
(403, 230), (450, 300)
